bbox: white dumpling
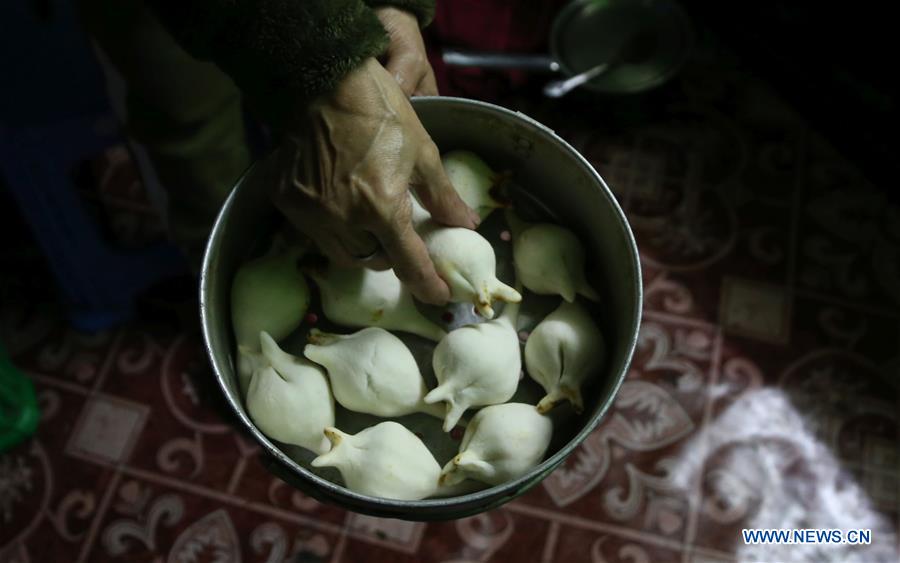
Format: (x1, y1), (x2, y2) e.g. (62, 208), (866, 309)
(311, 422), (440, 500)
(442, 150), (508, 220)
(413, 198), (521, 319)
(303, 327), (442, 418)
(308, 265), (445, 341)
(439, 403), (553, 487)
(236, 345), (265, 397)
(231, 246), (309, 349)
(425, 300), (521, 431)
(232, 247), (309, 388)
(245, 332), (334, 455)
(507, 210), (599, 303)
(525, 300), (604, 413)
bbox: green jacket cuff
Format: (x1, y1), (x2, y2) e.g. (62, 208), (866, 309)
(149, 0), (390, 124)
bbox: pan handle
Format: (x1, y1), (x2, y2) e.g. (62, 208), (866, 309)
(442, 49), (560, 73)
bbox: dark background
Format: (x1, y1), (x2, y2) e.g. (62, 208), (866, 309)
(681, 0), (896, 196)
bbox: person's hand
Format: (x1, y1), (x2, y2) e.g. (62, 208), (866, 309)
(270, 58), (479, 304)
(374, 6), (438, 96)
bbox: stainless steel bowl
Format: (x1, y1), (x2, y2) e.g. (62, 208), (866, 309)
(200, 97), (642, 520)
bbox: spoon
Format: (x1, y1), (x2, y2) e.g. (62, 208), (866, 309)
(543, 29), (658, 98)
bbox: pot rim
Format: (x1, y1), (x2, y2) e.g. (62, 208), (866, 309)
(200, 96), (643, 513)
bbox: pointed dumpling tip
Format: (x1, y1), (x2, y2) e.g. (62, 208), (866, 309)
(310, 453), (331, 468)
(454, 452), (495, 478)
(439, 467), (463, 487)
(578, 280), (601, 302)
(537, 386), (584, 414)
(424, 383), (455, 406)
(314, 435), (332, 456)
(306, 328), (335, 345)
(323, 427), (344, 445)
(311, 431), (344, 468)
(493, 281), (522, 304)
(443, 401), (469, 433)
(565, 386), (585, 414)
(560, 285), (577, 303)
(475, 300), (495, 319)
(536, 388), (565, 414)
(258, 330), (277, 353)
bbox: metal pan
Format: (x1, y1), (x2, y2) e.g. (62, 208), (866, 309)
(200, 97), (643, 520)
(443, 0), (694, 95)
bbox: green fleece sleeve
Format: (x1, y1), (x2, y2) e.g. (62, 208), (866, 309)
(364, 0), (436, 26)
(146, 0), (390, 122)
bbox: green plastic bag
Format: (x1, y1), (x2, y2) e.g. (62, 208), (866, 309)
(0, 342), (39, 452)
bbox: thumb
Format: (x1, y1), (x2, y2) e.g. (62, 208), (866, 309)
(413, 142), (479, 229)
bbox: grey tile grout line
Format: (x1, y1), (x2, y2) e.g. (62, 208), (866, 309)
(28, 372), (92, 395)
(74, 452), (123, 562)
(90, 329), (126, 393)
(329, 513), (352, 563)
(680, 327), (724, 563)
(505, 502), (686, 553)
(541, 521), (560, 563)
(225, 456), (247, 495)
(642, 310), (718, 331)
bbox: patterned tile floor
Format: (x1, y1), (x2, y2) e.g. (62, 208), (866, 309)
(2, 49), (900, 563)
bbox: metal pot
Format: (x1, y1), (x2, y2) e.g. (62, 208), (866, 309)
(200, 96), (642, 520)
(443, 0), (694, 95)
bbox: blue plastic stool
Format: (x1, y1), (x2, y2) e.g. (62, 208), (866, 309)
(0, 0), (189, 332)
(0, 117), (189, 332)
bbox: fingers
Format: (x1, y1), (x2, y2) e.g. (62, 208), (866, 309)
(385, 50), (427, 97)
(373, 202), (451, 305)
(375, 7), (431, 98)
(413, 142), (480, 229)
(413, 68), (439, 97)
